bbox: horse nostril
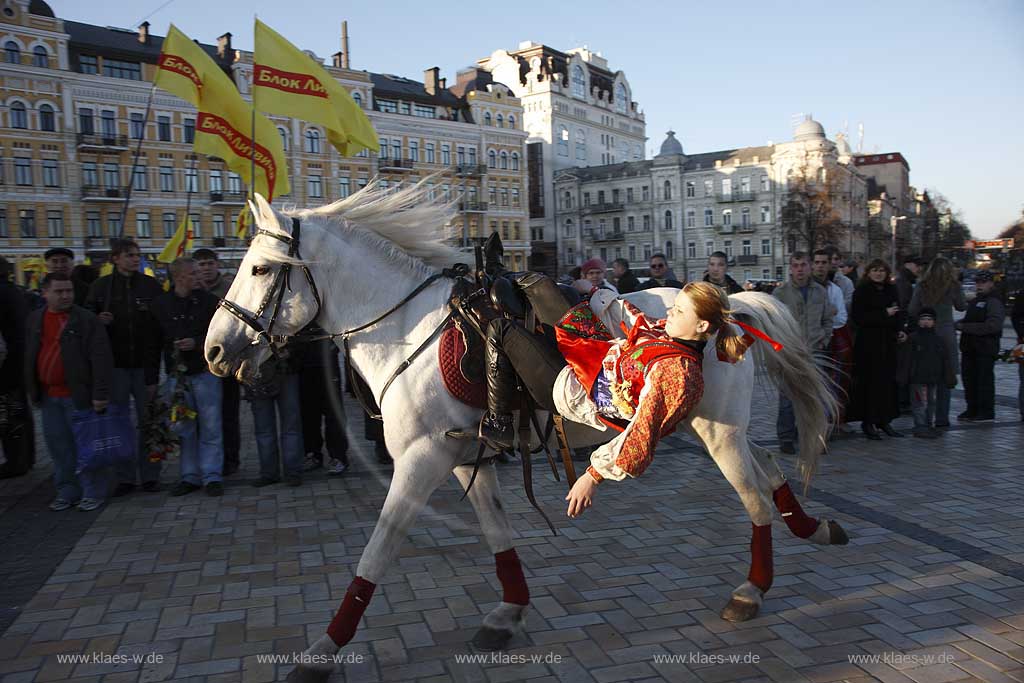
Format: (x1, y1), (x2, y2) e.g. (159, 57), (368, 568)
(207, 345), (222, 364)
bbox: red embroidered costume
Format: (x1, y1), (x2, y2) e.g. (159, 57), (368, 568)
(550, 300), (705, 483)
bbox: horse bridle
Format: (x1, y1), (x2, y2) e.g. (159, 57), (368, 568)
(219, 215), (468, 413)
(218, 217), (322, 351)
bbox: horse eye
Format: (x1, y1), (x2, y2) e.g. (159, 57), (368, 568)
(252, 265), (271, 276)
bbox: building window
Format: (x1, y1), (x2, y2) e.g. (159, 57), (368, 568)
(78, 108), (94, 134)
(740, 176), (751, 194)
(130, 112), (145, 139)
(742, 239), (752, 256)
(277, 127), (289, 151)
(158, 116), (171, 141)
(9, 102), (27, 129)
(511, 188), (520, 207)
(740, 207), (750, 228)
(508, 114), (516, 129)
(500, 151), (508, 170)
(378, 138), (388, 159)
(665, 241), (674, 260)
(100, 110), (116, 137)
(457, 146), (466, 165)
(641, 185), (650, 201)
(557, 126), (569, 156)
(685, 181), (695, 197)
(19, 209), (35, 237)
(377, 99), (397, 114)
(705, 240), (714, 257)
(563, 219), (574, 238)
(686, 208), (695, 228)
(305, 129), (321, 153)
(352, 92), (362, 108)
(79, 54), (98, 74)
(488, 186), (497, 205)
(722, 209), (732, 226)
(391, 139), (401, 160)
(159, 166), (174, 192)
(162, 212), (176, 238)
(213, 214), (225, 238)
(496, 114), (504, 128)
(488, 150), (496, 168)
(761, 238), (772, 256)
(409, 140), (419, 162)
(307, 175), (323, 198)
(571, 64), (586, 98)
(664, 210), (673, 230)
(761, 174), (770, 192)
(442, 144), (451, 165)
(643, 243), (652, 260)
(663, 180), (672, 200)
(106, 213), (120, 236)
(41, 159), (59, 187)
(687, 241), (696, 258)
(627, 216), (635, 232)
(228, 172), (242, 194)
(184, 167), (197, 193)
(721, 178), (732, 199)
(183, 118), (195, 143)
(626, 187), (634, 203)
(339, 177), (350, 198)
(413, 104), (434, 118)
(86, 211), (101, 238)
(189, 213), (201, 238)
(136, 211), (151, 238)
(724, 240), (733, 257)
(103, 58), (142, 80)
(763, 268), (771, 280)
(643, 214), (651, 231)
(704, 178), (713, 196)
(209, 170), (222, 193)
(484, 112), (492, 127)
(575, 129), (586, 160)
(82, 162), (97, 186)
(615, 83), (627, 114)
(500, 188), (509, 206)
(46, 210), (63, 237)
(4, 41), (19, 64)
(760, 205), (771, 223)
(14, 157), (32, 185)
(511, 152), (519, 171)
(704, 207), (713, 227)
(39, 104), (55, 131)
(425, 142), (435, 164)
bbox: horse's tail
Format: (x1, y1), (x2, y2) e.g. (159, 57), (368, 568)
(728, 291), (839, 491)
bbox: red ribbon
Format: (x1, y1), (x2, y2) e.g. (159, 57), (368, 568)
(730, 318), (784, 352)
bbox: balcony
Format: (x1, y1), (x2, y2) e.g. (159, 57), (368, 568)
(737, 221), (757, 233)
(377, 157), (415, 172)
(210, 191), (247, 205)
(714, 223), (734, 234)
(81, 185), (125, 201)
(455, 164), (487, 177)
(717, 190), (757, 202)
(459, 201), (488, 213)
(583, 201), (625, 214)
(77, 133), (130, 150)
(736, 254), (759, 266)
(593, 231), (625, 243)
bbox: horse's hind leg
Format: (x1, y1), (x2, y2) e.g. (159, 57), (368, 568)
(749, 440), (849, 546)
(287, 447), (455, 683)
(454, 462), (529, 651)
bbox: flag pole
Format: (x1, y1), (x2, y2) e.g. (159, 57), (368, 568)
(118, 84), (157, 238)
(249, 14), (258, 239)
(182, 152), (198, 245)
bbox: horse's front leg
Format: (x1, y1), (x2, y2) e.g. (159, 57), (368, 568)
(287, 442), (455, 683)
(453, 461), (529, 651)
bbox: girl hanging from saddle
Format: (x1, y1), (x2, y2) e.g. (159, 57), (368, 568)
(473, 274), (750, 518)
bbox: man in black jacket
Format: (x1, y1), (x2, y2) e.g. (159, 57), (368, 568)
(151, 258), (224, 497)
(955, 271), (1005, 422)
(638, 253), (684, 290)
(611, 258), (641, 294)
(86, 239), (164, 495)
(0, 257), (35, 479)
(702, 251), (744, 295)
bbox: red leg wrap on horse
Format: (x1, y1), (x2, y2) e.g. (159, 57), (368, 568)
(747, 523), (773, 592)
(326, 576), (376, 647)
(772, 482), (820, 539)
(495, 548), (529, 605)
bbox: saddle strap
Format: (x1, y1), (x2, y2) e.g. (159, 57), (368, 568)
(551, 414), (578, 487)
(520, 392), (556, 536)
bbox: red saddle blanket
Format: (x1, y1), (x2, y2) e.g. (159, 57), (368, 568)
(438, 324), (487, 410)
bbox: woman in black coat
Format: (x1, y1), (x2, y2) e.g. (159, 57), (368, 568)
(849, 259), (908, 439)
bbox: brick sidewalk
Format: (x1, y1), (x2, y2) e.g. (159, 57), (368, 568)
(0, 351), (1022, 682)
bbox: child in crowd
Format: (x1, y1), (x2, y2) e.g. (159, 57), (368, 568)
(902, 307), (955, 438)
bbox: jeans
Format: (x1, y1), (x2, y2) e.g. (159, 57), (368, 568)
(910, 384), (937, 430)
(961, 351), (996, 417)
(167, 372), (223, 486)
(112, 367), (161, 484)
(299, 365), (349, 465)
(41, 396), (110, 501)
(251, 373), (304, 480)
(777, 391), (797, 444)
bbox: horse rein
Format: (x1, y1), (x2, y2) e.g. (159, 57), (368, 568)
(218, 216), (469, 415)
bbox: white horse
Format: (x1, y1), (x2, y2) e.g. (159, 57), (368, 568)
(204, 182), (848, 683)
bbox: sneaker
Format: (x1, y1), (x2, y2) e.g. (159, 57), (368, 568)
(956, 411), (975, 422)
(206, 482), (224, 497)
(112, 482), (136, 497)
(285, 475), (302, 487)
(326, 459), (347, 476)
(252, 476), (280, 488)
(141, 480), (163, 493)
(169, 481), (201, 497)
(49, 498), (74, 511)
(303, 453), (323, 472)
(779, 441), (796, 454)
(78, 498), (104, 511)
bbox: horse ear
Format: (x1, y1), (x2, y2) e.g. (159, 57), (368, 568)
(246, 199), (260, 225)
(252, 193), (274, 223)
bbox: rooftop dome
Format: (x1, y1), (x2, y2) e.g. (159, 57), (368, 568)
(29, 0), (56, 17)
(657, 130), (684, 156)
(794, 117), (826, 141)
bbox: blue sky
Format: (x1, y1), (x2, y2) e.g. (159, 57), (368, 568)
(51, 0), (1024, 238)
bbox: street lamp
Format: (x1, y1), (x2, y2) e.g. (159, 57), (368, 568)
(890, 215), (907, 273)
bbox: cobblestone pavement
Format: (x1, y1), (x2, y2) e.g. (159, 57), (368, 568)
(0, 324), (1021, 683)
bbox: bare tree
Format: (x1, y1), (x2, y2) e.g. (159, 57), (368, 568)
(780, 164), (848, 252)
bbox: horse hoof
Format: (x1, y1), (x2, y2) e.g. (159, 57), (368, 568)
(828, 520), (849, 545)
(720, 597), (760, 622)
(285, 664), (332, 683)
(472, 625), (515, 651)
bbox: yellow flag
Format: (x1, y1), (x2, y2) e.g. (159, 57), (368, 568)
(157, 216), (195, 263)
(235, 206), (250, 239)
(99, 262), (113, 277)
(195, 73), (290, 199)
(253, 19), (378, 157)
(153, 24), (207, 107)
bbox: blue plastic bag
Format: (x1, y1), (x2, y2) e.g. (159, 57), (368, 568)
(72, 403), (137, 473)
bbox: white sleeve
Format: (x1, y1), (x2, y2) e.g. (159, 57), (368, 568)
(830, 282), (847, 327)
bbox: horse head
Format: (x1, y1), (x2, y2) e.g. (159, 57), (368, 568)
(205, 193), (323, 383)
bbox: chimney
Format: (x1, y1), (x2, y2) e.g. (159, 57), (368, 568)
(438, 77), (447, 90)
(137, 21), (150, 45)
(217, 32), (232, 59)
(424, 66), (440, 95)
(340, 21), (350, 69)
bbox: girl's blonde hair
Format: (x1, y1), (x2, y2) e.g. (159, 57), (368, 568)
(681, 281), (747, 363)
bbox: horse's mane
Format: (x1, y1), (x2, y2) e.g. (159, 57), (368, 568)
(255, 177), (466, 275)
